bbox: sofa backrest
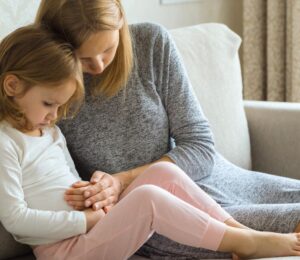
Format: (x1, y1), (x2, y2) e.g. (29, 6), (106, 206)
(170, 24), (251, 170)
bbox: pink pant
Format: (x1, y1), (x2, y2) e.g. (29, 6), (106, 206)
(33, 162), (231, 260)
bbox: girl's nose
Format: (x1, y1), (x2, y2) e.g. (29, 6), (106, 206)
(48, 109), (58, 120)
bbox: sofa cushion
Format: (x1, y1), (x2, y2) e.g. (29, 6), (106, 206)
(170, 24), (252, 170)
(0, 224), (31, 260)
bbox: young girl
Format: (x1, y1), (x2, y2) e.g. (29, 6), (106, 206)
(1, 25), (300, 260)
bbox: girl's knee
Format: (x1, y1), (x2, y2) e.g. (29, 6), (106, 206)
(132, 184), (164, 201)
(147, 161), (186, 180)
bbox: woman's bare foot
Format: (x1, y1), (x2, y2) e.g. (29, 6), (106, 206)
(218, 227), (300, 259)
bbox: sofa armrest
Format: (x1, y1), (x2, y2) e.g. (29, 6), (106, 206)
(244, 100), (300, 180)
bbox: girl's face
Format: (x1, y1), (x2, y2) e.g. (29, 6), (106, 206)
(76, 30), (120, 75)
(6, 76), (76, 134)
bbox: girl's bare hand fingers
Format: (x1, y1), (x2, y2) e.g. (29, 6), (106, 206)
(74, 205), (86, 211)
(71, 181), (90, 188)
(65, 186), (90, 195)
(64, 194), (85, 202)
(66, 200), (85, 208)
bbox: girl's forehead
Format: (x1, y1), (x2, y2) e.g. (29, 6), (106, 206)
(36, 78), (76, 96)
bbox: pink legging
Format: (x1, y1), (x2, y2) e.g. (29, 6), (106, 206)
(33, 162), (231, 260)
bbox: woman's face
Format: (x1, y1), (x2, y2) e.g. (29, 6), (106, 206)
(76, 30), (120, 75)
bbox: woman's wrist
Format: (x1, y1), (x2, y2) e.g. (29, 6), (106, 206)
(114, 171), (132, 192)
(115, 156), (174, 191)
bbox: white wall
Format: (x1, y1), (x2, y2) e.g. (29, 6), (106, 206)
(123, 0), (243, 36)
(0, 0), (243, 39)
(0, 0), (40, 39)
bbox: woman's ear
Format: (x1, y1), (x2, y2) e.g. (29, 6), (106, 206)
(3, 74), (24, 97)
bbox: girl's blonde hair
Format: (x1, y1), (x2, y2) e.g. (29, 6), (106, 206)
(35, 0), (133, 97)
(0, 25), (84, 131)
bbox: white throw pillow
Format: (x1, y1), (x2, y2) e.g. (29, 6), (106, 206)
(170, 23), (251, 170)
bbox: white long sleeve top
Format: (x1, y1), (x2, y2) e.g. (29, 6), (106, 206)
(0, 121), (86, 246)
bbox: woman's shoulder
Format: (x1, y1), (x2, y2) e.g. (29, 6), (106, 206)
(129, 22), (170, 45)
(130, 22), (167, 34)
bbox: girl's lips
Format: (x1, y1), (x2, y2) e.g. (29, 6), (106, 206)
(39, 123), (50, 127)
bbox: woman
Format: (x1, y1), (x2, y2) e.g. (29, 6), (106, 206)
(35, 0), (300, 258)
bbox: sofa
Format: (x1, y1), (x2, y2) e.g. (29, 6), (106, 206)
(2, 23), (300, 260)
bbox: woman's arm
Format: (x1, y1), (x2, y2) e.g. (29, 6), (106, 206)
(151, 23), (216, 180)
(113, 155), (173, 190)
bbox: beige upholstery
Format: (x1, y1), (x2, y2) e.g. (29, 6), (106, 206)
(245, 100), (300, 179)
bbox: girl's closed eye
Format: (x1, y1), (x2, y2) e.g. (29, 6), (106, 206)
(43, 101), (53, 107)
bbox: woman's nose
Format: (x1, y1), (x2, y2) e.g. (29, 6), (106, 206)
(91, 56), (105, 74)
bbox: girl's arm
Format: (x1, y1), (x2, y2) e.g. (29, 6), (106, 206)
(0, 138), (92, 245)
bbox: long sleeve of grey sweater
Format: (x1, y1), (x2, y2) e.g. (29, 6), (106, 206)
(59, 22), (216, 181)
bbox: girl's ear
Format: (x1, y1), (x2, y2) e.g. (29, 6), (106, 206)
(3, 74), (24, 97)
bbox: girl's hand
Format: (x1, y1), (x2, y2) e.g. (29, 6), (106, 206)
(84, 207), (105, 232)
(64, 181), (91, 210)
(232, 253), (240, 260)
(83, 171), (123, 211)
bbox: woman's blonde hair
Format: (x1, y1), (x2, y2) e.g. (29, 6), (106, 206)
(0, 25), (84, 131)
(35, 0), (133, 97)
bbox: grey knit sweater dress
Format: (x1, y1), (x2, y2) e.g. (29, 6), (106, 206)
(59, 23), (300, 259)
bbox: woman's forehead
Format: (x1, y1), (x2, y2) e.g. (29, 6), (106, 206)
(76, 30), (119, 56)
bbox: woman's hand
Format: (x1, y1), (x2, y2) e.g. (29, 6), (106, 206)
(65, 171), (124, 211)
(83, 171), (123, 211)
(65, 156), (173, 211)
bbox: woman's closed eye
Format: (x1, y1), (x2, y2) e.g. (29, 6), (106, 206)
(104, 47), (113, 53)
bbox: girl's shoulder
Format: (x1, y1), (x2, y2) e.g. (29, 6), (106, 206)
(0, 121), (20, 153)
(0, 121), (14, 140)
